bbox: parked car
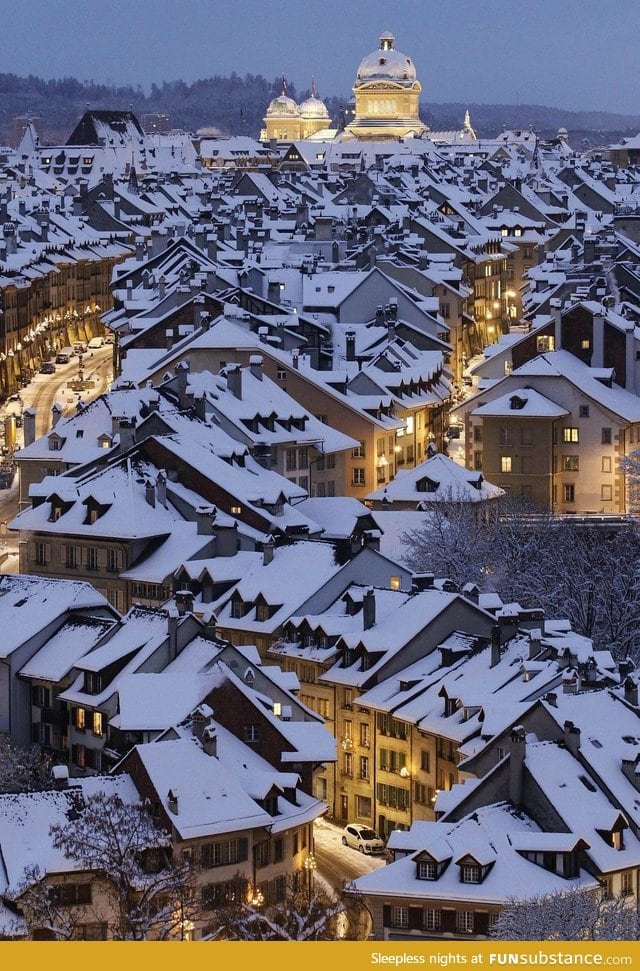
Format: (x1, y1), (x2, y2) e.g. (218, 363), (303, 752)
(56, 347), (73, 364)
(88, 336), (104, 349)
(341, 824), (385, 854)
(73, 341), (88, 355)
(104, 333), (116, 344)
(39, 361), (56, 374)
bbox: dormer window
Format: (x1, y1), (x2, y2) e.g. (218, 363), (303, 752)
(49, 435), (62, 451)
(461, 865), (481, 883)
(510, 395), (526, 410)
(418, 861), (437, 880)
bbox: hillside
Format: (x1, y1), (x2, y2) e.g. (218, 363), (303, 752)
(2, 71), (639, 147)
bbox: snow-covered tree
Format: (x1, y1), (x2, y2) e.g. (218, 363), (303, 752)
(402, 497), (640, 660)
(491, 887), (640, 941)
(21, 791), (198, 940)
(0, 735), (52, 793)
(209, 877), (364, 941)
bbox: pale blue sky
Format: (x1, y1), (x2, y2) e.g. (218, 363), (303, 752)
(3, 0), (639, 114)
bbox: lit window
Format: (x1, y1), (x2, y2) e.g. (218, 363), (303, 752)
(563, 456), (579, 471)
(74, 707), (86, 731)
(563, 427), (579, 443)
(231, 505), (242, 515)
(501, 456), (512, 473)
(390, 576), (401, 591)
(92, 711), (103, 736)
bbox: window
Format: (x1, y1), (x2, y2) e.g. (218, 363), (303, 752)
(245, 724), (260, 742)
(35, 542), (49, 566)
(418, 861), (437, 880)
(520, 428), (533, 447)
(602, 427), (612, 445)
(352, 468), (366, 486)
(51, 883), (92, 906)
(473, 425), (482, 443)
(201, 838), (248, 869)
(360, 723), (370, 747)
(424, 909), (441, 931)
(286, 448), (297, 471)
(462, 865), (480, 884)
(92, 711), (103, 736)
(391, 906), (409, 929)
(356, 795), (372, 818)
(563, 455), (579, 471)
(474, 451), (483, 470)
(75, 923), (107, 940)
(230, 505), (242, 515)
(107, 548), (119, 573)
(421, 749), (430, 773)
(563, 484), (575, 503)
(360, 755), (370, 780)
(273, 838), (284, 863)
(602, 456), (612, 473)
(499, 427), (512, 446)
(501, 456), (512, 473)
(563, 427), (579, 443)
(74, 707), (86, 731)
(297, 447), (308, 469)
(276, 368), (286, 381)
(581, 339), (590, 350)
(601, 485), (612, 501)
(414, 782), (434, 805)
(66, 545), (78, 569)
(352, 442), (366, 458)
(86, 548), (98, 571)
(255, 841), (270, 868)
(621, 871), (634, 896)
(579, 405), (590, 418)
(536, 335), (555, 352)
(31, 685), (51, 708)
(456, 910), (474, 933)
(343, 753), (353, 777)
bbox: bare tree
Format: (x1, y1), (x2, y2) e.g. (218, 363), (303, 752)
(208, 877), (365, 941)
(0, 735), (52, 793)
(19, 791), (199, 940)
(491, 886), (640, 941)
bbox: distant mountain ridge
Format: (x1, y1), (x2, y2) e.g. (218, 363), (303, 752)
(1, 71), (638, 146)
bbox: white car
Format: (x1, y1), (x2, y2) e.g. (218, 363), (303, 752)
(342, 823), (385, 854)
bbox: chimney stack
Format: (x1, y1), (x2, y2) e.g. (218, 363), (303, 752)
(249, 354), (264, 381)
(625, 676), (639, 707)
(263, 536), (275, 566)
(346, 331), (356, 362)
(528, 629), (542, 660)
(51, 402), (63, 429)
(175, 589), (194, 615)
(509, 726), (526, 807)
(196, 504), (216, 535)
(202, 724), (218, 757)
(490, 625), (501, 668)
(167, 789), (179, 814)
(227, 364), (242, 399)
(22, 407), (37, 447)
(362, 586), (376, 630)
(563, 720), (581, 757)
(145, 479), (156, 507)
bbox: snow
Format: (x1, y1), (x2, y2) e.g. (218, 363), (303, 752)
(313, 817), (387, 875)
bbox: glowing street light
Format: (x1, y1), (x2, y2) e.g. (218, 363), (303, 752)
(304, 852), (317, 895)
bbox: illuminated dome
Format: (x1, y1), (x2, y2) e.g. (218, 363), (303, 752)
(300, 95), (330, 120)
(266, 94), (300, 117)
(356, 31), (417, 86)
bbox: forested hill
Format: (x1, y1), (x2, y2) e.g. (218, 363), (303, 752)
(1, 71), (639, 146)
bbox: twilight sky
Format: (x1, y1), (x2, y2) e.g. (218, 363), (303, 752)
(3, 0), (639, 114)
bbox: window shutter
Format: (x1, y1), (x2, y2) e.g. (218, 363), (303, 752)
(45, 543), (51, 563)
(441, 908), (456, 932)
(409, 906), (423, 930)
(474, 911), (489, 935)
(383, 905), (391, 927)
(98, 548), (108, 570)
(61, 543), (67, 564)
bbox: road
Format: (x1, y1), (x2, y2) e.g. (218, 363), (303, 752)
(0, 345), (114, 571)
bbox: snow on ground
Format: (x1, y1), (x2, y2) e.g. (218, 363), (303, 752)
(313, 817), (387, 875)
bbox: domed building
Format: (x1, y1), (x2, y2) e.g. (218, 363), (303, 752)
(346, 31), (428, 140)
(262, 80), (330, 142)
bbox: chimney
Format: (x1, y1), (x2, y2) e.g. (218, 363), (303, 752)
(619, 659), (635, 681)
(175, 589), (194, 615)
(202, 724), (218, 757)
(158, 277), (166, 300)
(249, 354), (264, 381)
(562, 669), (579, 694)
(545, 691), (558, 708)
(153, 470), (166, 508)
(346, 331), (356, 362)
(253, 441), (272, 470)
(362, 586), (376, 630)
(51, 402), (62, 429)
(52, 764), (69, 790)
(227, 364), (242, 399)
(263, 536), (275, 566)
(509, 726), (526, 807)
(113, 416), (136, 452)
(167, 789), (179, 815)
(167, 607), (178, 660)
(528, 628), (542, 660)
(213, 520), (239, 556)
(196, 503), (216, 535)
(191, 704), (213, 740)
(563, 720), (581, 757)
(375, 305), (385, 326)
(412, 572), (435, 591)
(175, 360), (190, 406)
(624, 676), (639, 707)
(145, 479), (156, 507)
(22, 407), (36, 447)
(292, 349), (299, 370)
(490, 625), (501, 668)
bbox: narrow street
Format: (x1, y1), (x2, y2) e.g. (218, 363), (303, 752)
(0, 345), (114, 570)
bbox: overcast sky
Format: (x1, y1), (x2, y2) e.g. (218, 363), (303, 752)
(3, 0), (639, 115)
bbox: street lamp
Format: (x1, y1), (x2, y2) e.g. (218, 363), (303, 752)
(304, 852), (317, 896)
